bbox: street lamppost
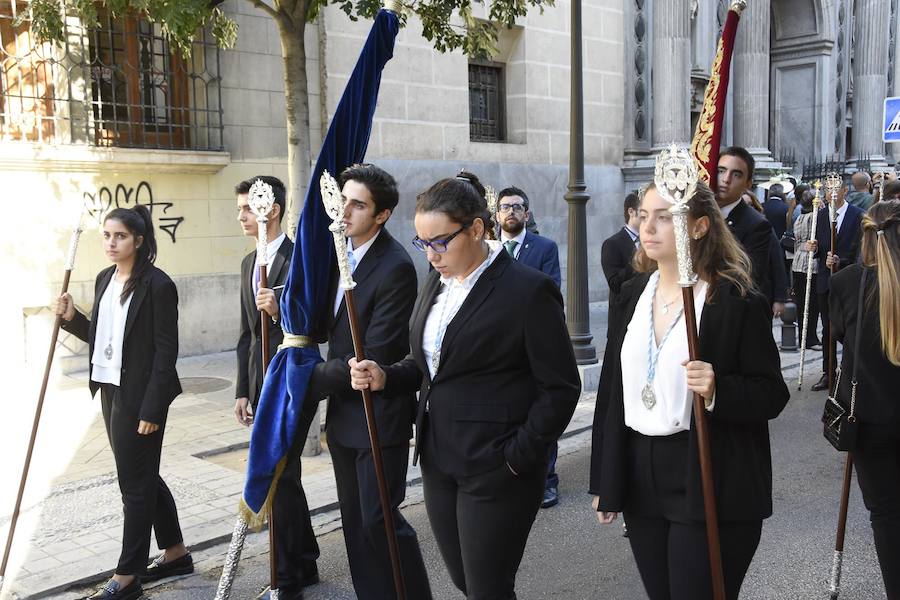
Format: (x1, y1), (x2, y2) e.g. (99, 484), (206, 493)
(565, 0), (597, 365)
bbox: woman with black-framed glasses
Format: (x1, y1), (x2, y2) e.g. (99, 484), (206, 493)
(350, 176), (581, 598)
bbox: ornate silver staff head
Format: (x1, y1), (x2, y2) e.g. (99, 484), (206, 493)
(64, 209), (85, 271)
(824, 172), (842, 222)
(248, 178), (276, 266)
(485, 185), (498, 216)
(384, 0), (404, 13)
(320, 170), (356, 292)
(812, 180), (822, 210)
(654, 143), (700, 287)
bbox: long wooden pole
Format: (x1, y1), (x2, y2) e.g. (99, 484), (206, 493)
(344, 290), (407, 600)
(1, 218), (82, 593)
(830, 455), (854, 599)
(682, 286), (727, 600)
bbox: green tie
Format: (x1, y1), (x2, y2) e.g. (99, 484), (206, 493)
(504, 240), (518, 257)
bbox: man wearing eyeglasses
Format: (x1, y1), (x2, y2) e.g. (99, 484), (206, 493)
(495, 187), (564, 509)
(307, 164), (432, 599)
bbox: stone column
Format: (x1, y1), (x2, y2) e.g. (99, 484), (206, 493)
(732, 0), (778, 175)
(850, 0), (891, 167)
(652, 0), (692, 145)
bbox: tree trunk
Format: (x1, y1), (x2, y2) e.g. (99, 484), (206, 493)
(277, 18), (311, 239)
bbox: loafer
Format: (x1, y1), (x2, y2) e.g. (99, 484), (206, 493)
(141, 552), (194, 582)
(811, 374), (830, 392)
(541, 486), (559, 509)
(84, 578), (143, 600)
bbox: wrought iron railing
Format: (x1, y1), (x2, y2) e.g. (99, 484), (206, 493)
(1, 1), (224, 151)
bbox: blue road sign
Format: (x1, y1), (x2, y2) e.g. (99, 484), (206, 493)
(884, 97), (900, 142)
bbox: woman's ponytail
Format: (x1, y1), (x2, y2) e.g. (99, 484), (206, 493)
(861, 201), (900, 366)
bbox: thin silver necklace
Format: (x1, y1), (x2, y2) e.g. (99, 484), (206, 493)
(103, 270), (120, 361)
(642, 275), (685, 410)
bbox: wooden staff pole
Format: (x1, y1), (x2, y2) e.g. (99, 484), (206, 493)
(258, 261), (279, 598)
(1, 220), (83, 594)
(830, 455), (854, 599)
(344, 291), (407, 600)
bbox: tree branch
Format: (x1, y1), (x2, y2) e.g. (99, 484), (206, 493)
(244, 0), (280, 20)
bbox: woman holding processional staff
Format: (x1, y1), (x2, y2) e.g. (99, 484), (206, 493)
(589, 180), (789, 599)
(54, 206), (190, 600)
(829, 200), (900, 599)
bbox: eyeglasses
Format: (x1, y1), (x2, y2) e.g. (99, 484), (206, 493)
(498, 203), (526, 214)
(412, 224), (470, 253)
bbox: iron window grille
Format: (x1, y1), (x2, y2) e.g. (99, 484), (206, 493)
(1, 1), (224, 151)
(468, 61), (505, 143)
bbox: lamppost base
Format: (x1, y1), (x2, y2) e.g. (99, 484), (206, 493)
(570, 333), (597, 365)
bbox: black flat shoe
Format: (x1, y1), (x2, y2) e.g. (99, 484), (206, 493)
(141, 552), (194, 582)
(84, 578), (142, 600)
(541, 486), (559, 509)
(811, 374), (830, 392)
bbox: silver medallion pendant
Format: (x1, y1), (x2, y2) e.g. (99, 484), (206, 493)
(104, 343), (114, 361)
(641, 383), (656, 410)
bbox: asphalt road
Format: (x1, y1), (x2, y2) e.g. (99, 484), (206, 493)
(126, 372), (885, 599)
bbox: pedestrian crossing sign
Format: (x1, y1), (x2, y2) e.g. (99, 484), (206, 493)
(884, 97), (900, 142)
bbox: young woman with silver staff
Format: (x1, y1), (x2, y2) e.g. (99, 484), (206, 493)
(797, 181), (823, 389)
(590, 145), (789, 600)
(55, 205), (189, 600)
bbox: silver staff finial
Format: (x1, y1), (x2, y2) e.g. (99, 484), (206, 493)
(485, 185), (498, 216)
(320, 170), (356, 292)
(64, 211), (85, 271)
(248, 179), (276, 267)
(654, 143), (700, 287)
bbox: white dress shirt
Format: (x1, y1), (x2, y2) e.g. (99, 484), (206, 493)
(620, 272), (710, 436)
(91, 274), (134, 386)
(499, 228), (527, 259)
(833, 201), (848, 233)
(253, 232), (287, 295)
(624, 225), (640, 248)
(333, 229), (381, 316)
(422, 241), (503, 379)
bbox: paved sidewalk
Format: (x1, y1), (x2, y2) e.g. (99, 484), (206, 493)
(1, 300), (814, 599)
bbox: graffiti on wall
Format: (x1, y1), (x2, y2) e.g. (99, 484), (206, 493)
(83, 181), (185, 243)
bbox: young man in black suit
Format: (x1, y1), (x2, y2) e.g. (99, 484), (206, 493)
(601, 192), (641, 305)
(807, 181), (865, 392)
(716, 147), (778, 314)
(233, 176), (320, 599)
(308, 164), (431, 599)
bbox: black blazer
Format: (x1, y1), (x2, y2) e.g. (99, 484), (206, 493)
(601, 227), (637, 304)
(381, 249), (582, 477)
(62, 265), (182, 424)
(767, 230), (789, 303)
(236, 236), (293, 411)
(726, 200), (774, 303)
(814, 204), (865, 294)
(830, 264), (900, 426)
(310, 229), (418, 448)
(589, 273), (789, 522)
(763, 197), (789, 241)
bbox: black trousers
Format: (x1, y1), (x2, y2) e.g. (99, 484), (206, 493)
(623, 430), (762, 600)
(820, 290), (835, 376)
(792, 272), (820, 345)
(273, 396), (320, 590)
(100, 385), (183, 576)
(853, 423), (900, 599)
(420, 453), (545, 600)
(330, 439), (431, 599)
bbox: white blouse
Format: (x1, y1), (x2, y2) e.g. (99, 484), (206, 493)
(620, 272), (709, 436)
(422, 241), (503, 379)
(91, 274), (133, 387)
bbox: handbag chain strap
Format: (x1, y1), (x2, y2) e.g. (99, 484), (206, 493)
(847, 268), (868, 422)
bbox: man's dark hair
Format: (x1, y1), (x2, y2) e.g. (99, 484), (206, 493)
(339, 163), (400, 215)
(768, 183), (784, 200)
(884, 180), (900, 202)
(497, 186), (529, 210)
(235, 175), (287, 222)
(623, 192), (639, 222)
(720, 146), (755, 182)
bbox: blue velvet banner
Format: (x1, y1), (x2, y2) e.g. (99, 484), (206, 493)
(241, 9), (400, 524)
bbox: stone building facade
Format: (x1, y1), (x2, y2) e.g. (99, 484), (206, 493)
(2, 0), (899, 378)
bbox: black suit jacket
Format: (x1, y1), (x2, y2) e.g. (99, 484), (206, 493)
(382, 249), (582, 477)
(726, 200), (774, 303)
(763, 197), (789, 240)
(310, 229), (418, 448)
(814, 204), (865, 294)
(236, 236), (293, 411)
(590, 273), (789, 522)
(601, 227), (637, 303)
(830, 264), (900, 426)
(62, 265), (182, 424)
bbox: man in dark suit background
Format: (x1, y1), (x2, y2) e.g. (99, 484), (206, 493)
(308, 164), (431, 599)
(807, 180), (865, 392)
(716, 147), (778, 313)
(495, 186), (565, 509)
(601, 192), (640, 305)
(763, 183), (789, 241)
(233, 176), (319, 599)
